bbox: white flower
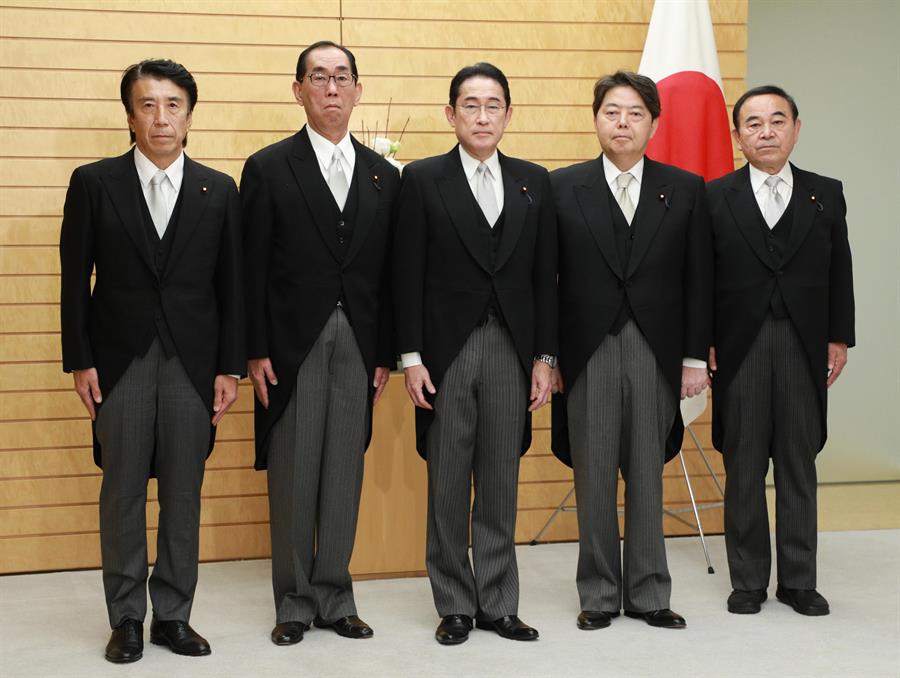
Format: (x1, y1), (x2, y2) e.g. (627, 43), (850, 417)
(373, 137), (393, 157)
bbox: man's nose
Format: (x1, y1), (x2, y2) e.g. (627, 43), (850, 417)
(616, 112), (629, 127)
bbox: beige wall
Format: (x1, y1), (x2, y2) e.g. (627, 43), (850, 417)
(0, 0), (747, 575)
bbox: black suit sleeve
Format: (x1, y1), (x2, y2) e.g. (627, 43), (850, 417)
(59, 167), (95, 372)
(828, 182), (855, 347)
(532, 169), (559, 356)
(215, 176), (246, 376)
(376, 172), (399, 368)
(240, 154), (273, 360)
(682, 176), (714, 361)
(392, 164), (428, 355)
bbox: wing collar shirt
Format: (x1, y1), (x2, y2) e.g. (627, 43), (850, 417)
(134, 146), (184, 227)
(400, 146), (505, 370)
(602, 154), (706, 369)
(749, 162), (794, 220)
(306, 124), (356, 183)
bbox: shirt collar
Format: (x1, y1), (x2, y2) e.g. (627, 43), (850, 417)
(749, 162), (793, 195)
(459, 145), (501, 181)
(134, 146), (184, 191)
(306, 124), (355, 174)
(602, 154), (644, 189)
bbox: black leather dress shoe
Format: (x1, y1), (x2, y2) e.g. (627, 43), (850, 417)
(149, 616), (211, 656)
(435, 614), (473, 645)
(271, 621), (309, 645)
(576, 610), (620, 630)
(728, 589), (767, 614)
(475, 615), (539, 641)
(776, 586), (830, 616)
(313, 615), (374, 639)
(624, 608), (687, 628)
(105, 619), (143, 663)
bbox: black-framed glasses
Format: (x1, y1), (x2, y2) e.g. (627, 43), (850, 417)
(307, 72), (357, 88)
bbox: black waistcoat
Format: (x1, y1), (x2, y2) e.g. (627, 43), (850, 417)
(606, 182), (636, 335)
(138, 187), (184, 358)
(756, 194), (795, 319)
(468, 189), (507, 323)
(324, 167), (360, 263)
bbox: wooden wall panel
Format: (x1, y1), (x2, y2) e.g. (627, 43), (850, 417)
(0, 0), (743, 575)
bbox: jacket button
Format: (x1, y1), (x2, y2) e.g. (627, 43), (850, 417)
(768, 245), (775, 252)
(777, 269), (784, 277)
(625, 279), (633, 288)
(338, 220), (345, 227)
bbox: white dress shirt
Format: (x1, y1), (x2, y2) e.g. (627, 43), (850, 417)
(602, 155), (706, 370)
(602, 154), (643, 209)
(134, 146), (184, 234)
(306, 124), (356, 185)
(400, 147), (506, 370)
(749, 162), (794, 227)
(459, 145), (504, 216)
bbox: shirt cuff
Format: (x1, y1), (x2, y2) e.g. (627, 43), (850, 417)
(400, 352), (423, 369)
(682, 357), (707, 369)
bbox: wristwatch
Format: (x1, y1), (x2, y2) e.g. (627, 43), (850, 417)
(533, 353), (558, 368)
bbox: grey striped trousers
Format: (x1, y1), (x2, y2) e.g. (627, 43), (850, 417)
(720, 314), (820, 590)
(567, 320), (675, 613)
(426, 313), (528, 619)
(266, 307), (368, 624)
(95, 338), (210, 628)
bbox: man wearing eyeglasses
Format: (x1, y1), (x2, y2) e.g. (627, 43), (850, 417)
(393, 63), (557, 645)
(241, 41), (400, 646)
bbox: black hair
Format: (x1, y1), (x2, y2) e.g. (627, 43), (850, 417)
(732, 85), (799, 129)
(448, 62), (511, 108)
(296, 41), (359, 81)
(592, 70), (660, 120)
(120, 59), (197, 146)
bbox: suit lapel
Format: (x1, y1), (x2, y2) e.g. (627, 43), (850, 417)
(100, 150), (157, 277)
(573, 157), (623, 279)
(494, 152), (527, 272)
(725, 164), (774, 270)
(626, 157), (670, 277)
(342, 136), (377, 268)
(435, 147), (491, 274)
(165, 156), (209, 275)
(781, 164), (819, 267)
(287, 127), (343, 263)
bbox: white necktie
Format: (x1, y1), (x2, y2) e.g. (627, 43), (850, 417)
(616, 172), (636, 225)
(476, 162), (499, 227)
(328, 147), (349, 211)
(764, 175), (786, 228)
(147, 170), (169, 238)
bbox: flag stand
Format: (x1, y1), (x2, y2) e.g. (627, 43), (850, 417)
(529, 396), (723, 574)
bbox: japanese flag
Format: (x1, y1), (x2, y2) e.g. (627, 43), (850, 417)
(639, 0), (734, 181)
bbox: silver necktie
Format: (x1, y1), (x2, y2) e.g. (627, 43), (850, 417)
(328, 146), (349, 211)
(764, 175), (786, 228)
(147, 170), (168, 238)
(616, 172), (636, 225)
(476, 162), (499, 227)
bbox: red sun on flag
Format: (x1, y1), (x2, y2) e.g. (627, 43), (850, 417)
(639, 0), (735, 182)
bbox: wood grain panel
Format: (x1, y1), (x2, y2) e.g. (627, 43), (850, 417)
(8, 0), (341, 16)
(0, 6), (340, 45)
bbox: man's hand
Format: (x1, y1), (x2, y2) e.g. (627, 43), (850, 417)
(550, 366), (565, 395)
(708, 346), (717, 378)
(529, 361), (552, 411)
(248, 357), (278, 409)
(73, 367), (102, 420)
(404, 364), (436, 410)
(212, 374), (239, 425)
(681, 366), (709, 400)
(373, 366), (391, 406)
(827, 342), (848, 387)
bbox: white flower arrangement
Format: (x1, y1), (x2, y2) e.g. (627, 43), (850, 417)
(361, 98), (409, 173)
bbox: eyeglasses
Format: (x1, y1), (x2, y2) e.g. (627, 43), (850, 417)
(306, 72), (357, 88)
(457, 103), (507, 118)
